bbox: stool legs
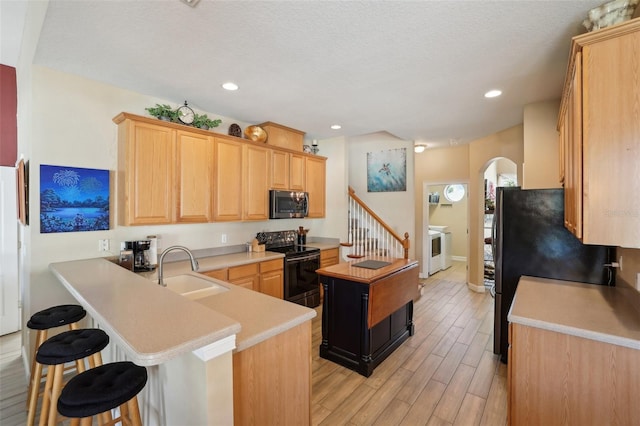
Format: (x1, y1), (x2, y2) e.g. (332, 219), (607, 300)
(127, 395), (143, 426)
(28, 359), (81, 426)
(27, 321), (80, 425)
(26, 329), (50, 407)
(26, 359), (44, 426)
(67, 396), (142, 426)
(38, 351), (103, 426)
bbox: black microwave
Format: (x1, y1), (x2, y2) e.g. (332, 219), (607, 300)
(269, 190), (309, 219)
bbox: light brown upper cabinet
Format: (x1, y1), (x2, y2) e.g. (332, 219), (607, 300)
(243, 144), (271, 220)
(213, 137), (243, 221)
(305, 156), (326, 218)
(270, 150), (290, 190)
(214, 138), (270, 221)
(176, 130), (215, 223)
(114, 112), (326, 225)
(115, 115), (176, 225)
(259, 122), (305, 151)
(558, 18), (640, 247)
(558, 52), (583, 239)
(290, 153), (305, 191)
(270, 151), (305, 191)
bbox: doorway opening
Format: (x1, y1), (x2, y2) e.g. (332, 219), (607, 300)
(423, 182), (469, 279)
(481, 158), (517, 295)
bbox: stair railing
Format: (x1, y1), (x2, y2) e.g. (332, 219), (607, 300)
(341, 186), (410, 259)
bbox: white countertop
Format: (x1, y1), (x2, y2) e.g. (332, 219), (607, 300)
(508, 276), (640, 350)
(50, 252), (317, 365)
(140, 251), (285, 280)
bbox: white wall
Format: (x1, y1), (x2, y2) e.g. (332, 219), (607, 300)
(347, 132), (415, 259)
(308, 136), (349, 243)
(523, 99), (562, 189)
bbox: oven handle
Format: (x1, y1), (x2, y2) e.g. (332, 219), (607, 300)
(286, 254), (320, 263)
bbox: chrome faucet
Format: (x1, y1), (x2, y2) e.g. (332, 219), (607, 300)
(158, 245), (199, 287)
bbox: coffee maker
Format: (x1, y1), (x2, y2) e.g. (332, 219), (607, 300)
(124, 240), (154, 271)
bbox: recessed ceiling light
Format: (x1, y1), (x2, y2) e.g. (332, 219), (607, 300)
(414, 144), (426, 153)
(331, 124), (342, 130)
(180, 0), (201, 7)
(222, 82), (239, 91)
(484, 89), (502, 98)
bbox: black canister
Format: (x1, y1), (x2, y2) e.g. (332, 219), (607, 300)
(297, 234), (306, 245)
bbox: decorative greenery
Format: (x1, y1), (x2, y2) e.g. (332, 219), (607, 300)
(145, 104), (177, 121)
(145, 103), (222, 130)
(193, 113), (222, 130)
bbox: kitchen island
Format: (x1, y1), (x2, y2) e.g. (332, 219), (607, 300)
(317, 256), (419, 377)
(508, 276), (640, 425)
(50, 255), (316, 425)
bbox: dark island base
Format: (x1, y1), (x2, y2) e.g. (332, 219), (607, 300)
(320, 302), (414, 377)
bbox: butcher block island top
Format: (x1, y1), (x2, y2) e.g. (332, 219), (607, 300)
(318, 256), (419, 328)
(317, 256), (417, 283)
(317, 257), (419, 377)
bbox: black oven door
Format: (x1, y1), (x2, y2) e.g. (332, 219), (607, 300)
(284, 254), (320, 307)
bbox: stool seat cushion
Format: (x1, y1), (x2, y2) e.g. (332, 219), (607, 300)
(36, 329), (109, 365)
(27, 305), (86, 330)
(57, 362), (148, 418)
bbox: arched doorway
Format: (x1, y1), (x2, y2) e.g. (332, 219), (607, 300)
(480, 158), (517, 294)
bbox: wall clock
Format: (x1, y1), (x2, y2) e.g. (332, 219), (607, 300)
(177, 101), (195, 125)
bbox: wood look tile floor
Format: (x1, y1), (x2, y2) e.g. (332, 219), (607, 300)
(311, 261), (507, 426)
(0, 330), (29, 426)
(0, 261), (506, 426)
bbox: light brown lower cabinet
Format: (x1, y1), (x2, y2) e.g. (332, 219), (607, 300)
(258, 259), (284, 299)
(508, 323), (640, 425)
(233, 321), (311, 426)
(201, 268), (228, 281)
(201, 259), (284, 298)
(228, 263), (259, 290)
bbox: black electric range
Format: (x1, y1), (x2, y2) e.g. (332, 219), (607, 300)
(257, 231), (321, 307)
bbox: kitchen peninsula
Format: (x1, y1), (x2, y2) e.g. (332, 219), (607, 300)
(317, 257), (419, 377)
(49, 254), (316, 426)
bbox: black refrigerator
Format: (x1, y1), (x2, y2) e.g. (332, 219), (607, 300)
(492, 187), (613, 363)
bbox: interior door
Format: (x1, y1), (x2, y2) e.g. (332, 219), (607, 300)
(0, 167), (20, 335)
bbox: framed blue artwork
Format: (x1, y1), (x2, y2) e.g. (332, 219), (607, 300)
(40, 165), (110, 233)
(366, 148), (407, 192)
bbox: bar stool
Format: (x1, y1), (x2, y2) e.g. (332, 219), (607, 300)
(32, 328), (109, 426)
(26, 305), (86, 419)
(57, 361), (148, 426)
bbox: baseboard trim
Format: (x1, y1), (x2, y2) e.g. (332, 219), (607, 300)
(467, 281), (485, 293)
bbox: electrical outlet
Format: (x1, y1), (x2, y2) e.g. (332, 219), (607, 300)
(98, 239), (110, 252)
(636, 273), (640, 291)
(221, 234), (228, 243)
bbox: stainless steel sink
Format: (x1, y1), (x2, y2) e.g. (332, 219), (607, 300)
(161, 274), (228, 300)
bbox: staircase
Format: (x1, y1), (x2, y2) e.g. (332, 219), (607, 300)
(341, 186), (410, 260)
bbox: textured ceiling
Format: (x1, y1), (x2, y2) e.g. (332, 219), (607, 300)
(19, 1), (608, 147)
